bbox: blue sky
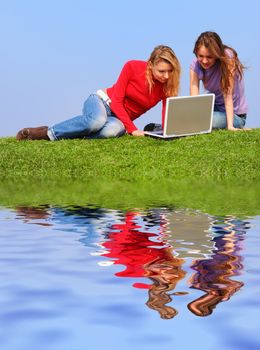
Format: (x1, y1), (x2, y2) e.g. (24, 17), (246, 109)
(1, 0), (259, 136)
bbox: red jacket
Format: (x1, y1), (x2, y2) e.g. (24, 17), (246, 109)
(107, 60), (166, 134)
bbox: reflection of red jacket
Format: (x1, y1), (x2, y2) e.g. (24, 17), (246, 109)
(102, 212), (172, 279)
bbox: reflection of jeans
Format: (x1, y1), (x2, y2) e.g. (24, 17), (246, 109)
(213, 111), (246, 129)
(48, 94), (126, 140)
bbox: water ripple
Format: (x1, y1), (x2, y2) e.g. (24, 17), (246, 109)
(0, 207), (259, 350)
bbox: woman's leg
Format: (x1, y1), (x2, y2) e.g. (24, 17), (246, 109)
(16, 94), (125, 141)
(212, 111), (246, 129)
(86, 116), (126, 139)
(48, 94), (108, 140)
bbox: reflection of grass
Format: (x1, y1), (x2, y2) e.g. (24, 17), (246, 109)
(0, 129), (259, 180)
(0, 179), (259, 217)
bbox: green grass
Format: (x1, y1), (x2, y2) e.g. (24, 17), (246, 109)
(0, 129), (260, 216)
(0, 130), (259, 216)
(0, 129), (259, 180)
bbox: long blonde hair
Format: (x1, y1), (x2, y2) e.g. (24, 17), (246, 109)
(193, 31), (245, 94)
(146, 45), (181, 97)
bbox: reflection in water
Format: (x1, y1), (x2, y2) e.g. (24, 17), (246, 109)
(187, 217), (246, 316)
(13, 206), (249, 319)
(100, 211), (186, 319)
(164, 210), (215, 259)
(16, 206), (52, 226)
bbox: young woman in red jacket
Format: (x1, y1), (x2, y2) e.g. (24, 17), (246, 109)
(16, 45), (181, 141)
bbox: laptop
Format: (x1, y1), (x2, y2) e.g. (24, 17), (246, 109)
(144, 94), (215, 139)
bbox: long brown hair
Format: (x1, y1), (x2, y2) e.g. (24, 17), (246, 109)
(146, 45), (181, 97)
(193, 31), (245, 94)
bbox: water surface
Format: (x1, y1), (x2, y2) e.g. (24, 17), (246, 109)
(0, 205), (259, 350)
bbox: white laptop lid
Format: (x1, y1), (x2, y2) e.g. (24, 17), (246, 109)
(163, 94), (215, 137)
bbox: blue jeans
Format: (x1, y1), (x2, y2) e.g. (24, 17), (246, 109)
(48, 94), (126, 140)
(212, 111), (246, 129)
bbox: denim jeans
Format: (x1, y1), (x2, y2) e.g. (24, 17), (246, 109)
(47, 94), (126, 140)
(212, 111), (246, 129)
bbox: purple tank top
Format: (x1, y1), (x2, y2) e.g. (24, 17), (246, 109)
(190, 52), (248, 114)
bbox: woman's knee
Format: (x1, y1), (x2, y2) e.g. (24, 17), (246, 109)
(233, 115), (246, 129)
(212, 111), (227, 129)
(99, 119), (126, 138)
(88, 113), (107, 132)
(212, 111), (246, 129)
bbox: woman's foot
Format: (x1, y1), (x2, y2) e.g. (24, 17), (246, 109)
(16, 126), (49, 140)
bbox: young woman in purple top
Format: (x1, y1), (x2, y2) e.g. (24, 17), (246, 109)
(190, 31), (248, 131)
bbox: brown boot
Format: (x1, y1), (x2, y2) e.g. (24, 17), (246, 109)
(16, 126), (49, 140)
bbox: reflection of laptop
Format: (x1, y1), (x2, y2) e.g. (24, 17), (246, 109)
(144, 94), (215, 139)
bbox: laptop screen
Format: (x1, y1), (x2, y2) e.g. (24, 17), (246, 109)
(165, 94), (215, 136)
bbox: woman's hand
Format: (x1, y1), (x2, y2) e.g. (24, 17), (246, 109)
(227, 126), (252, 131)
(227, 126), (242, 131)
(131, 130), (145, 137)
